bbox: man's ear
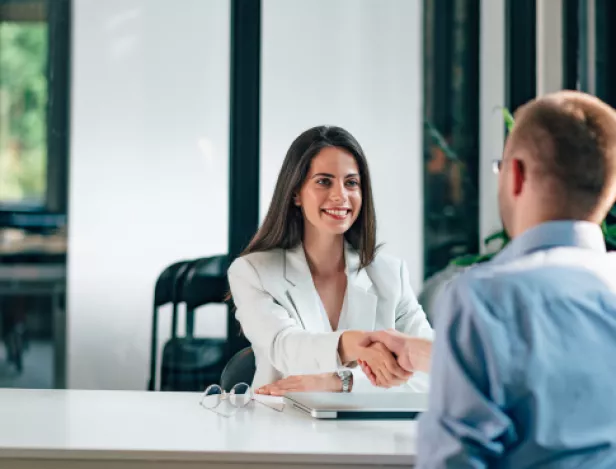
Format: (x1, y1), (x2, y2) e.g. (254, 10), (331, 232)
(511, 158), (526, 196)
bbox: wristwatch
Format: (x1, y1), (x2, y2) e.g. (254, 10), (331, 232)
(336, 370), (353, 393)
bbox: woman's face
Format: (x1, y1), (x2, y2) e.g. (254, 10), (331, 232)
(296, 146), (362, 237)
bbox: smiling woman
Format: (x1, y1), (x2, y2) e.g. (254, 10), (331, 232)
(227, 126), (433, 395)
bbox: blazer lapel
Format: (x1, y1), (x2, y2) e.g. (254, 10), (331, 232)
(284, 245), (330, 332)
(341, 244), (378, 331)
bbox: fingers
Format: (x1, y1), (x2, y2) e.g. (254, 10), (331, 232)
(359, 344), (412, 388)
(370, 351), (396, 385)
(387, 354), (412, 380)
(358, 349), (392, 387)
(359, 360), (373, 381)
(256, 374), (332, 396)
(256, 384), (271, 395)
(257, 376), (300, 396)
(375, 367), (395, 387)
(359, 359), (377, 385)
(372, 343), (411, 380)
(267, 387), (298, 396)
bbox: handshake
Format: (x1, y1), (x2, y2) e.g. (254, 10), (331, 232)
(256, 329), (433, 396)
(342, 329), (432, 388)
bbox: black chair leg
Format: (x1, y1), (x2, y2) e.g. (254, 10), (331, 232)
(147, 306), (158, 391)
(171, 303), (179, 339)
(186, 309), (195, 338)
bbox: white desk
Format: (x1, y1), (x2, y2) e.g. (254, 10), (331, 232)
(0, 389), (417, 468)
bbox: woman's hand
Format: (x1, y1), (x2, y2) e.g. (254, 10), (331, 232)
(256, 373), (342, 396)
(356, 342), (412, 388)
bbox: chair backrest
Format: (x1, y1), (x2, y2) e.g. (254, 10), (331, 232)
(220, 346), (256, 390)
(180, 255), (230, 311)
(153, 258), (196, 338)
(149, 259), (195, 391)
(153, 260), (194, 307)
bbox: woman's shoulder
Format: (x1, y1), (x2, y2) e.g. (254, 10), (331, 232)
(365, 251), (416, 298)
(367, 249), (405, 275)
(229, 248), (285, 274)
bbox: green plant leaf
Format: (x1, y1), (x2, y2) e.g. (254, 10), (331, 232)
(451, 252), (495, 267)
(450, 254), (479, 267)
(483, 229), (509, 246)
(605, 234), (616, 247)
(604, 224), (616, 239)
(502, 108), (515, 132)
(609, 206), (616, 218)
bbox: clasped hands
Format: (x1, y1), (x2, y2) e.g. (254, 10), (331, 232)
(257, 329), (430, 395)
(356, 329), (415, 388)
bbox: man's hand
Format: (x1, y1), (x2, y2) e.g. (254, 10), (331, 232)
(255, 373), (342, 396)
(359, 329), (432, 373)
(355, 342), (412, 388)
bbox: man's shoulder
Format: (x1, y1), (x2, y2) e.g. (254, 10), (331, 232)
(455, 258), (538, 291)
(448, 247), (616, 309)
(440, 258), (547, 319)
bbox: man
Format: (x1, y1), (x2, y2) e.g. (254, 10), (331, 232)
(364, 91), (616, 467)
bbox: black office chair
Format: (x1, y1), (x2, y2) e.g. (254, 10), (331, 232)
(158, 255), (230, 392)
(182, 255), (230, 337)
(220, 346), (256, 390)
(147, 259), (194, 391)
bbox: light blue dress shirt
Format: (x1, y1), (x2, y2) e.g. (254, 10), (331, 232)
(418, 221), (616, 468)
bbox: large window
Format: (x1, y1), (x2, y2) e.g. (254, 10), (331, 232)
(0, 1), (47, 208)
(423, 0), (480, 278)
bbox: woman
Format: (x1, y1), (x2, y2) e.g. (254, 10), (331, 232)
(228, 126), (433, 394)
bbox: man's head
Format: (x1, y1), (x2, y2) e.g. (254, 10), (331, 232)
(498, 91), (616, 238)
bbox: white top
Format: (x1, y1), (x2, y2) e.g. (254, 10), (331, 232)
(0, 389), (418, 466)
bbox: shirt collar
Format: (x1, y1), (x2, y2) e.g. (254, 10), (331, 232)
(492, 220), (606, 264)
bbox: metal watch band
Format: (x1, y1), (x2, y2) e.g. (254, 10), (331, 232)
(337, 370), (352, 393)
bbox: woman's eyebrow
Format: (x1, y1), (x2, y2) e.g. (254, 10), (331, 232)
(310, 172), (360, 179)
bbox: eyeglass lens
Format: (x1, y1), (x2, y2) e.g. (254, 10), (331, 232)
(230, 382), (252, 408)
(201, 384), (223, 409)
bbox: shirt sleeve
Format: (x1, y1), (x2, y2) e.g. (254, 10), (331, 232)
(416, 275), (518, 468)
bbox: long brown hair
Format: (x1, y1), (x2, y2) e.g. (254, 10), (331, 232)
(241, 125), (378, 269)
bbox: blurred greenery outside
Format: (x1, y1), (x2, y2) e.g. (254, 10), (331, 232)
(0, 22), (47, 204)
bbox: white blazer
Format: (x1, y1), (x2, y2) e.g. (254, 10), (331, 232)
(227, 243), (434, 391)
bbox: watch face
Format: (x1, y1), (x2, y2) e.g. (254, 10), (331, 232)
(338, 370), (352, 379)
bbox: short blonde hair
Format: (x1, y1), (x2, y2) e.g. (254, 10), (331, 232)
(509, 91), (616, 218)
